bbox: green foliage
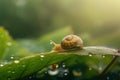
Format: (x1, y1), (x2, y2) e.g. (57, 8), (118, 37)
(0, 26), (120, 80)
(0, 27), (13, 59)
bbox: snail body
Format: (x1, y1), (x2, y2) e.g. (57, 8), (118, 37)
(50, 40), (64, 52)
(51, 34), (83, 52)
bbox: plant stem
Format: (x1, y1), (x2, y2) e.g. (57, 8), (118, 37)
(100, 50), (120, 78)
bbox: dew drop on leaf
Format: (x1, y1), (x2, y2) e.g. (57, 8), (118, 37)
(48, 69), (59, 76)
(50, 64), (59, 69)
(40, 53), (44, 59)
(40, 55), (44, 58)
(10, 56), (14, 60)
(14, 60), (19, 64)
(48, 64), (59, 76)
(48, 63), (69, 77)
(98, 66), (103, 72)
(58, 68), (69, 77)
(102, 55), (105, 58)
(64, 73), (68, 76)
(62, 63), (66, 68)
(64, 69), (69, 76)
(88, 52), (93, 57)
(64, 69), (69, 73)
(0, 64), (4, 67)
(89, 54), (92, 57)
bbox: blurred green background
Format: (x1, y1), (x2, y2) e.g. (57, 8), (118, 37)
(0, 0), (120, 48)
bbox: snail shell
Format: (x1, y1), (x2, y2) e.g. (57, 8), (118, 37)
(61, 34), (83, 50)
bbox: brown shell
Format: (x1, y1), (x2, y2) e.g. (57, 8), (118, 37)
(61, 34), (83, 50)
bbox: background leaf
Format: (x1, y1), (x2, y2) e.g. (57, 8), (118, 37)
(0, 27), (13, 60)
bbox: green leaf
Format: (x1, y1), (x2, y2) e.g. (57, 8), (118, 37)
(0, 27), (33, 61)
(0, 46), (117, 80)
(0, 27), (13, 59)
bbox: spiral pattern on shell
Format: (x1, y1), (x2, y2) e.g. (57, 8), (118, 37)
(61, 34), (83, 50)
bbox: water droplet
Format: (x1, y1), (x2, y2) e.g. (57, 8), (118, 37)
(62, 63), (66, 68)
(98, 66), (103, 72)
(14, 60), (19, 64)
(89, 67), (92, 71)
(102, 55), (105, 58)
(48, 64), (60, 76)
(64, 69), (69, 76)
(40, 55), (44, 58)
(50, 64), (59, 69)
(57, 68), (69, 77)
(40, 53), (44, 58)
(0, 64), (4, 67)
(6, 42), (12, 46)
(10, 56), (14, 60)
(47, 64), (69, 77)
(48, 69), (59, 76)
(89, 54), (92, 57)
(64, 69), (69, 73)
(88, 52), (93, 57)
(64, 73), (68, 76)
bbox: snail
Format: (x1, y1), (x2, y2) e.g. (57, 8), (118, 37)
(61, 34), (83, 50)
(51, 34), (83, 52)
